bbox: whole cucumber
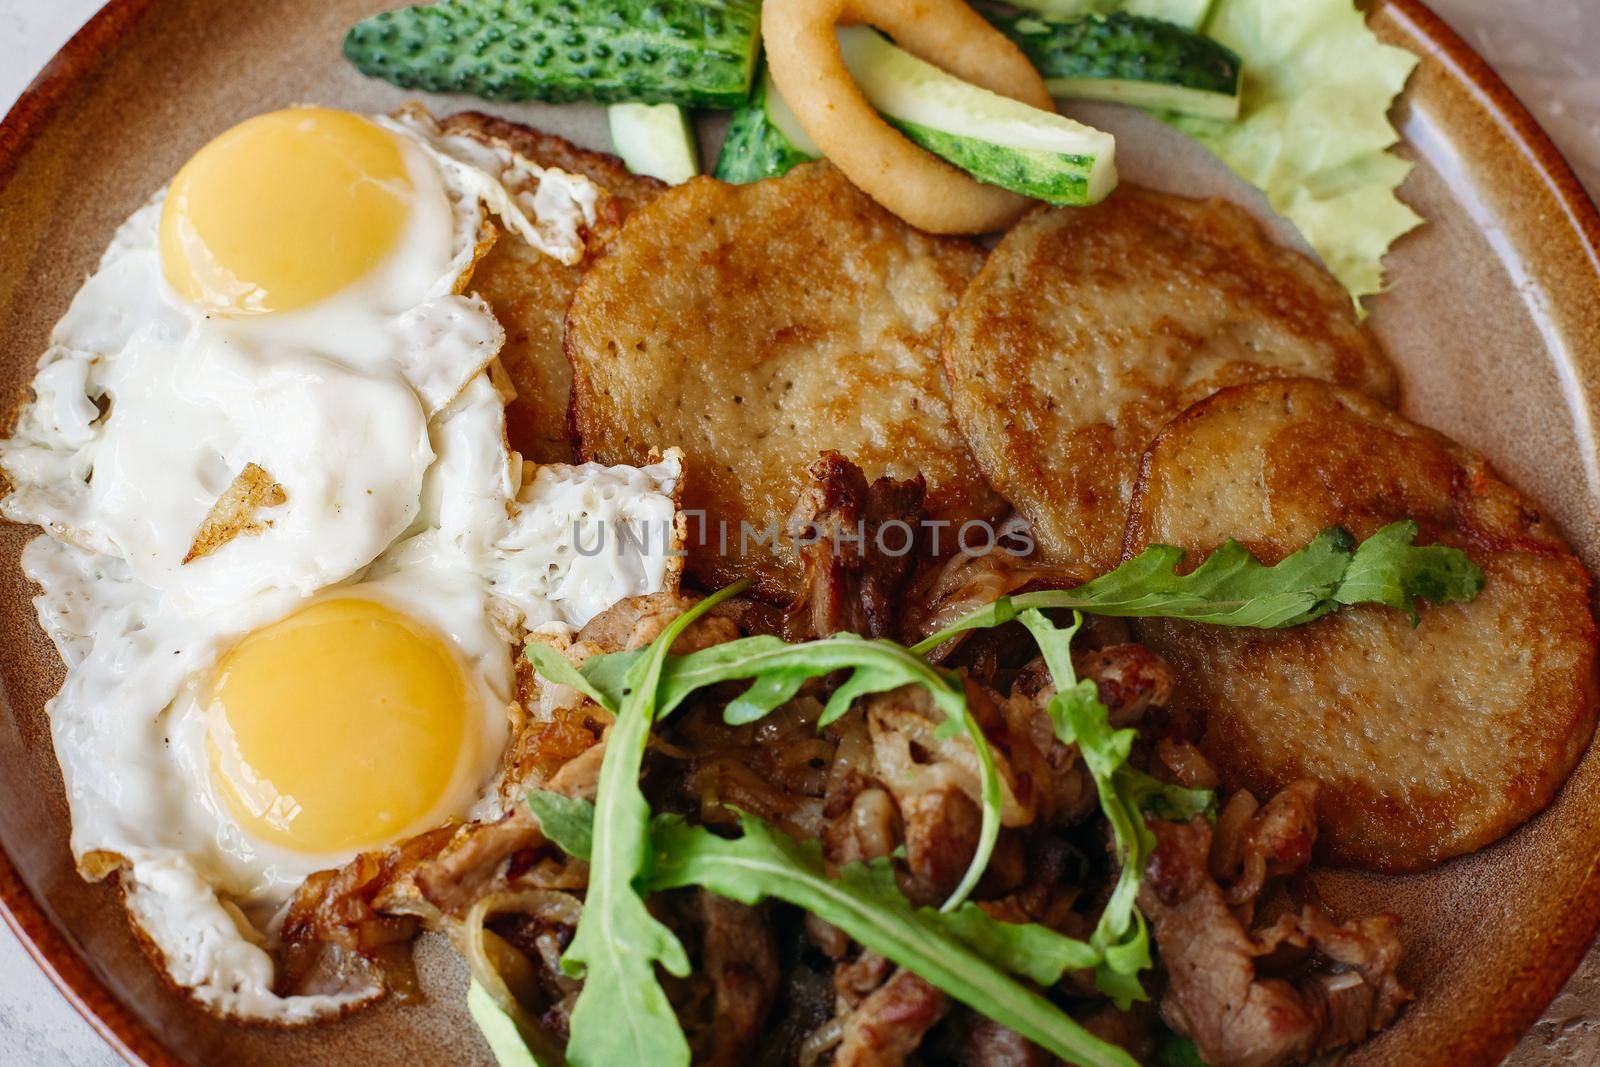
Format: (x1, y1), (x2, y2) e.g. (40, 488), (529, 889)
(344, 0), (761, 108)
(991, 11), (1242, 120)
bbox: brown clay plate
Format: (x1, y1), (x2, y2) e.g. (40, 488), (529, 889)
(2, 0), (1599, 1064)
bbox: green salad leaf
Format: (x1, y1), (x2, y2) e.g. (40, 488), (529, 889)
(925, 897), (1102, 984)
(1166, 0), (1423, 305)
(518, 523), (1480, 1065)
(652, 815), (1136, 1067)
(467, 979), (554, 1067)
(524, 790), (597, 862)
(1119, 765), (1215, 823)
(911, 522), (1483, 654)
(1016, 609), (1155, 1006)
(1333, 520), (1484, 621)
(535, 631), (1005, 912)
(539, 581), (747, 1067)
(527, 795), (1138, 1067)
(532, 793), (1101, 985)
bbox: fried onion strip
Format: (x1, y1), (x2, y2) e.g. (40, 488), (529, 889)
(454, 889), (582, 1062)
(762, 0), (1053, 234)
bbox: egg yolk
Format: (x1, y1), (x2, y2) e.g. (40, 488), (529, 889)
(160, 108), (412, 314)
(206, 597), (469, 854)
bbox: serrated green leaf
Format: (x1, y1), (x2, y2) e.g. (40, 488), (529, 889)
(1118, 765), (1215, 822)
(525, 791), (597, 862)
(648, 815), (1138, 1067)
(523, 643), (616, 710)
(527, 798), (1119, 1057)
(911, 523), (1479, 655)
(1332, 519), (1485, 622)
(539, 631), (1004, 911)
(524, 793), (1100, 985)
(554, 582), (748, 1067)
(925, 899), (1101, 984)
(1016, 609), (1160, 1009)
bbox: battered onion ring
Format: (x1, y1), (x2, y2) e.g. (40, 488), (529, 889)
(763, 0), (1053, 234)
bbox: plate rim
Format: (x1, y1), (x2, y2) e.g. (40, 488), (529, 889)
(1, 1), (1597, 1064)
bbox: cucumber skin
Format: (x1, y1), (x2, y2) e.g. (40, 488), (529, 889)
(714, 101), (813, 184)
(713, 68), (817, 183)
(889, 118), (1094, 206)
(991, 12), (1241, 98)
(344, 0), (760, 108)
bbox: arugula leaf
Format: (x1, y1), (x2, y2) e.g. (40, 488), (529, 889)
(1119, 765), (1215, 823)
(647, 813), (1139, 1067)
(926, 897), (1100, 984)
(1015, 609), (1156, 1006)
(525, 790), (597, 861)
(553, 581), (747, 1067)
(911, 522), (1482, 654)
(467, 978), (554, 1067)
(1333, 520), (1484, 621)
(530, 791), (1100, 985)
(513, 522), (1479, 1064)
(533, 631), (1005, 912)
(1156, 1034), (1209, 1067)
(522, 643), (613, 708)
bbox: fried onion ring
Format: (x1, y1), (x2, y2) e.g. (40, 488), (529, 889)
(763, 0), (1053, 234)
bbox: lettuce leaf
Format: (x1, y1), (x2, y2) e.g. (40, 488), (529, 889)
(1165, 0), (1422, 305)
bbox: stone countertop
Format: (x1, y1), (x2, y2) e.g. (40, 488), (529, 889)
(0, 1), (1597, 1064)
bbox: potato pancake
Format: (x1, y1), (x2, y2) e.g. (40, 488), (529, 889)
(439, 112), (663, 463)
(566, 162), (1004, 598)
(942, 188), (1398, 573)
(1125, 378), (1598, 872)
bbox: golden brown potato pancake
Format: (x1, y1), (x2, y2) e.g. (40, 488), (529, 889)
(439, 112), (663, 463)
(1124, 378), (1598, 873)
(566, 162), (1004, 599)
(942, 188), (1398, 573)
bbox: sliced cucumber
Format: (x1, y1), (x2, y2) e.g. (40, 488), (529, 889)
(714, 66), (821, 184)
(995, 0), (1215, 31)
(837, 26), (1117, 206)
(994, 13), (1242, 120)
(609, 102), (699, 184)
(343, 0), (761, 108)
(762, 66), (821, 157)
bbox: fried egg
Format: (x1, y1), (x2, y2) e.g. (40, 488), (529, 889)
(0, 106), (679, 1022)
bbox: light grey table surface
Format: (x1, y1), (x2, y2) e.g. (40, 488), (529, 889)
(1, 1), (1598, 1064)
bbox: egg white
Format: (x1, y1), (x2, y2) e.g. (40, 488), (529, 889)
(2, 108), (679, 1022)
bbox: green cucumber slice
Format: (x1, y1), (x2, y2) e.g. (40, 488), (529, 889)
(762, 66), (821, 157)
(994, 13), (1242, 120)
(837, 26), (1117, 206)
(343, 0), (761, 108)
(609, 102), (699, 184)
(713, 66), (820, 184)
(997, 0), (1215, 31)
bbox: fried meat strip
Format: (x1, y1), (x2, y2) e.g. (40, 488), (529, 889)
(1140, 784), (1409, 1067)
